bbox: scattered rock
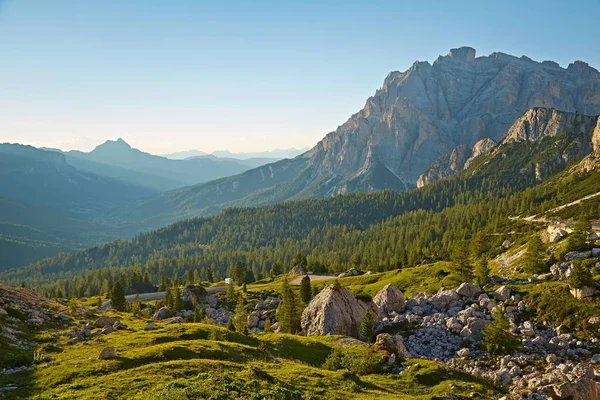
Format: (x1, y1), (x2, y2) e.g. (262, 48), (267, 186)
(94, 316), (118, 329)
(456, 283), (481, 298)
(152, 307), (173, 321)
(494, 286), (511, 301)
(144, 323), (156, 331)
(98, 346), (116, 360)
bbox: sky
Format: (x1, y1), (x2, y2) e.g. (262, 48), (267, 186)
(0, 0), (599, 154)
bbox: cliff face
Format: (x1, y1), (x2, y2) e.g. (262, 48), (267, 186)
(303, 47), (600, 192)
(416, 138), (496, 187)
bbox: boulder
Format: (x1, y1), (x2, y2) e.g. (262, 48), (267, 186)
(0, 307), (7, 316)
(144, 323), (156, 331)
(289, 265), (308, 275)
(494, 286), (511, 301)
(94, 316), (118, 328)
(570, 286), (595, 300)
(247, 314), (259, 329)
(565, 251), (592, 261)
(374, 333), (410, 357)
(270, 322), (280, 333)
(301, 283), (376, 337)
(152, 307), (173, 321)
(337, 268), (361, 278)
(98, 346), (116, 360)
(101, 325), (115, 334)
(113, 321), (127, 330)
(456, 283), (481, 298)
(501, 240), (512, 250)
(373, 284), (405, 314)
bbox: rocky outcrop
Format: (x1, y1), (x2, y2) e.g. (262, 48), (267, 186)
(152, 307), (173, 321)
(417, 138), (496, 187)
(373, 284), (405, 314)
(301, 284), (376, 337)
(503, 108), (599, 144)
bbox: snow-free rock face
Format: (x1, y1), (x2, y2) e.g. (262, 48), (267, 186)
(301, 284), (376, 337)
(417, 138), (496, 187)
(373, 284), (405, 314)
(305, 48), (600, 192)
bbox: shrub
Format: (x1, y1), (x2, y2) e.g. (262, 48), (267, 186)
(482, 309), (520, 355)
(323, 345), (382, 375)
(570, 261), (595, 289)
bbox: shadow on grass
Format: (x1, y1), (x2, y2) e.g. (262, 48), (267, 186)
(267, 336), (332, 367)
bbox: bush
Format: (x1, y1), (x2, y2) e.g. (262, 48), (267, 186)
(570, 261), (595, 289)
(323, 345), (383, 375)
(482, 309), (521, 355)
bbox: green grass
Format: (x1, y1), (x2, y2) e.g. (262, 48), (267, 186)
(0, 310), (503, 400)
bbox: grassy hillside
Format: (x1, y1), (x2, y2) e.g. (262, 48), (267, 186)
(0, 310), (502, 400)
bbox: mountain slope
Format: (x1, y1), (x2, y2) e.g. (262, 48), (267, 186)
(105, 47), (600, 230)
(63, 139), (267, 191)
(0, 144), (155, 216)
(0, 144), (152, 270)
(8, 107), (600, 288)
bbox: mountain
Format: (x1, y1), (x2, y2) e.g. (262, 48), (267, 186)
(104, 48), (600, 230)
(0, 144), (155, 216)
(210, 148), (309, 160)
(62, 139), (269, 191)
(0, 144), (153, 270)
(160, 149), (207, 159)
(7, 107), (600, 287)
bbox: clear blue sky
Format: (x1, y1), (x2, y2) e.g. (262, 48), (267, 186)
(0, 0), (599, 154)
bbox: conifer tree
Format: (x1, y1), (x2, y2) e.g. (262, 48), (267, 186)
(300, 275), (312, 303)
(276, 277), (301, 333)
(165, 286), (173, 309)
(225, 282), (237, 304)
(205, 265), (214, 283)
(232, 294), (248, 333)
(474, 257), (491, 287)
(110, 281), (127, 311)
(270, 262), (282, 279)
(263, 317), (272, 332)
(172, 284), (183, 312)
(194, 305), (206, 322)
(359, 311), (375, 342)
(523, 235), (546, 273)
(227, 317), (236, 332)
(450, 241), (473, 282)
(482, 309), (520, 355)
(131, 294), (141, 316)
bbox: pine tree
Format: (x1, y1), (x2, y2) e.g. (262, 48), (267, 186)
(172, 284), (183, 312)
(227, 317), (236, 332)
(474, 257), (491, 287)
(263, 317), (272, 332)
(194, 305), (206, 322)
(165, 286), (173, 309)
(300, 275), (312, 303)
(359, 311), (375, 342)
(482, 309), (520, 355)
(110, 281), (127, 311)
(232, 295), (248, 333)
(270, 262), (282, 279)
(225, 282), (237, 304)
(131, 294), (141, 316)
(242, 282), (248, 294)
(567, 217), (591, 252)
(205, 265), (214, 283)
(95, 296), (102, 309)
(276, 277), (301, 334)
(450, 241), (474, 282)
(570, 261), (594, 289)
(232, 262), (247, 286)
(522, 234), (546, 273)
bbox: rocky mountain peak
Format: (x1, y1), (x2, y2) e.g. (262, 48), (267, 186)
(447, 46), (476, 62)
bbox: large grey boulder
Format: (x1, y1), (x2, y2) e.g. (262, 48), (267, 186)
(152, 307), (173, 321)
(94, 316), (118, 329)
(456, 283), (481, 298)
(373, 284), (405, 314)
(494, 286), (511, 301)
(301, 284), (376, 338)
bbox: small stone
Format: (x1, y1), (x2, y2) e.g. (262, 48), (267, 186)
(98, 346), (116, 360)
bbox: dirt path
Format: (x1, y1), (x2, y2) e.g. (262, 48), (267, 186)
(289, 274), (336, 285)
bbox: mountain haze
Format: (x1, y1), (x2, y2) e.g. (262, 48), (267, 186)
(105, 47), (600, 230)
(61, 139), (269, 191)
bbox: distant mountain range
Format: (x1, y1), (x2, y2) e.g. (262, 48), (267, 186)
(46, 138), (276, 191)
(2, 46), (600, 271)
(162, 148), (309, 160)
(101, 47), (600, 231)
